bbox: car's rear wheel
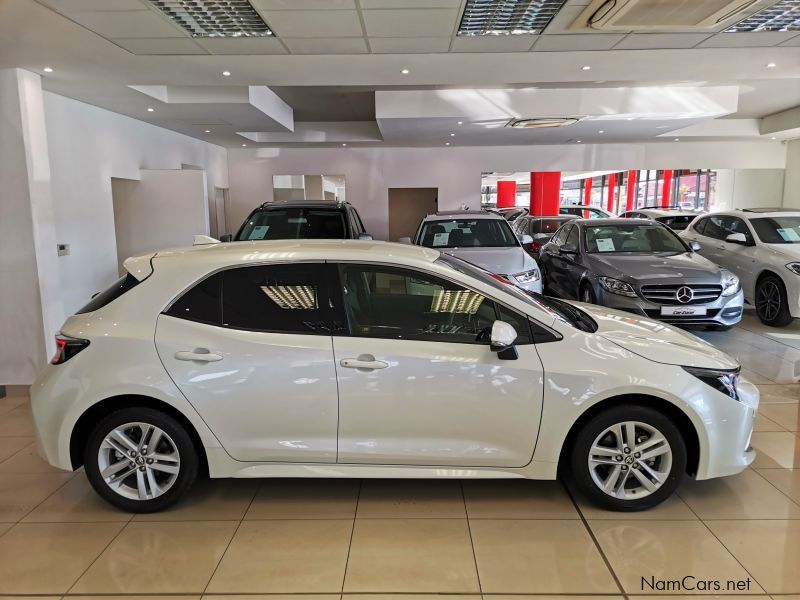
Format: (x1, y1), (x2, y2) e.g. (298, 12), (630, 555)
(84, 407), (197, 512)
(756, 275), (792, 327)
(569, 405), (686, 511)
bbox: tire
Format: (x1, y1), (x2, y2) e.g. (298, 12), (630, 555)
(84, 407), (198, 513)
(756, 275), (793, 327)
(580, 282), (597, 304)
(569, 404), (687, 511)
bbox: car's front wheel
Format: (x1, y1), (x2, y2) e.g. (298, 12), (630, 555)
(569, 405), (686, 511)
(756, 275), (792, 327)
(84, 407), (198, 512)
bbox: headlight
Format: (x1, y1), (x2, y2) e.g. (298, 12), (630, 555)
(786, 262), (800, 276)
(598, 276), (637, 297)
(683, 366), (740, 401)
(513, 269), (540, 284)
(720, 269), (741, 296)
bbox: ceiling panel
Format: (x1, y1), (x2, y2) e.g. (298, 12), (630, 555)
(362, 8), (460, 37)
(264, 9), (363, 37)
(451, 35), (537, 52)
(36, 0), (147, 12)
(283, 37), (368, 54)
(698, 31), (800, 47)
(368, 37), (451, 53)
(360, 0), (462, 6)
(66, 9), (184, 38)
(613, 33), (712, 50)
(543, 4), (626, 34)
(114, 37), (207, 54)
(534, 33), (625, 51)
(193, 37), (288, 55)
(779, 34), (800, 46)
(251, 0), (355, 8)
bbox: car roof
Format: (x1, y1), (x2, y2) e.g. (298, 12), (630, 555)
(529, 214), (577, 220)
(257, 200), (347, 210)
(425, 211), (504, 221)
(732, 209), (800, 218)
(574, 217), (655, 226)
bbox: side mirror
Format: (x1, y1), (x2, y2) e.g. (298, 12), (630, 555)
(521, 234), (534, 245)
(690, 240), (701, 252)
(726, 233), (748, 245)
(398, 236), (412, 244)
(358, 233), (374, 241)
(219, 234), (233, 242)
(490, 320), (518, 360)
(560, 243), (578, 255)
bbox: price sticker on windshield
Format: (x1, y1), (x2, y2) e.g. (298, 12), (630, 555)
(596, 238), (615, 252)
(777, 228), (800, 242)
(432, 232), (450, 246)
(248, 225), (270, 240)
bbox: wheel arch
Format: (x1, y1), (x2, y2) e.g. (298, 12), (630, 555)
(557, 393), (700, 477)
(69, 394), (209, 476)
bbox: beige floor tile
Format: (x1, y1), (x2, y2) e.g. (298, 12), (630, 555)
(470, 519), (618, 593)
(678, 470), (800, 519)
(210, 596), (338, 600)
(0, 395), (28, 417)
(357, 479), (465, 518)
(0, 405), (35, 437)
(207, 519), (352, 593)
(758, 384), (800, 404)
(0, 442), (66, 473)
(490, 597), (623, 600)
(755, 413), (788, 432)
(71, 521), (237, 594)
(591, 520), (764, 594)
(23, 475), (132, 523)
(758, 469), (800, 504)
(630, 597), (770, 600)
(751, 432), (800, 469)
(0, 522), (11, 536)
(134, 478), (258, 522)
(707, 519), (800, 593)
(464, 479), (579, 519)
(0, 472), (74, 522)
(72, 597), (199, 600)
(0, 437), (33, 463)
(244, 478), (358, 520)
(761, 403), (800, 432)
(344, 518), (479, 593)
(0, 522), (124, 594)
(343, 596), (481, 600)
(575, 488), (697, 520)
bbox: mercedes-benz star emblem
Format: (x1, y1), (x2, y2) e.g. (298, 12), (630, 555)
(676, 286), (694, 304)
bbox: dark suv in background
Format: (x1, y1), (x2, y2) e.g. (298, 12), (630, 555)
(230, 200), (372, 241)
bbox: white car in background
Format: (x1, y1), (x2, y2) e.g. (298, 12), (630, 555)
(620, 207), (700, 231)
(560, 205), (615, 219)
(32, 240), (757, 513)
(681, 209), (800, 326)
(406, 211), (542, 294)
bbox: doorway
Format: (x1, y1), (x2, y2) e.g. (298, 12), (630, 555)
(388, 188), (438, 242)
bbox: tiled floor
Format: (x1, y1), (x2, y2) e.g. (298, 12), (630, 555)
(1, 312), (799, 598)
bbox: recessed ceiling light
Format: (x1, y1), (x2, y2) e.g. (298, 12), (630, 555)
(771, 136), (777, 140)
(576, 140), (582, 143)
(401, 68), (409, 74)
(222, 70), (231, 76)
(342, 143), (347, 147)
(450, 133), (455, 137)
(146, 0), (274, 38)
(457, 121), (464, 125)
(147, 107), (154, 112)
(674, 138), (680, 141)
(204, 129), (211, 133)
(43, 67), (53, 73)
(627, 117), (634, 121)
(507, 117), (581, 129)
(241, 143), (247, 147)
(445, 142), (451, 146)
(598, 130), (604, 134)
(581, 65), (591, 71)
(766, 62), (777, 68)
(458, 0), (568, 35)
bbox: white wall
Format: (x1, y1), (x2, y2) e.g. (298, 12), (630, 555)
(715, 169), (787, 211)
(44, 92), (228, 316)
(227, 141), (788, 240)
(783, 140), (800, 209)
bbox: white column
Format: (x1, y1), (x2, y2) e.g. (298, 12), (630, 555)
(783, 140), (800, 209)
(0, 68), (63, 384)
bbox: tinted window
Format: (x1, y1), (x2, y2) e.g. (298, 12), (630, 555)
(703, 215), (727, 240)
(165, 273), (222, 325)
(585, 223), (688, 254)
(418, 218), (518, 248)
(693, 217), (707, 234)
(750, 216), (800, 244)
(565, 224), (580, 248)
(236, 208), (347, 241)
(656, 215), (694, 231)
(222, 263), (343, 334)
(551, 224), (570, 246)
(76, 273), (141, 314)
(339, 264), (530, 344)
(531, 218), (570, 236)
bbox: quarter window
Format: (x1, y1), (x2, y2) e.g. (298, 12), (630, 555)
(693, 217), (707, 234)
(165, 273), (222, 325)
(565, 224), (580, 249)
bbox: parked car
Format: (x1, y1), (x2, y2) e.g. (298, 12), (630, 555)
(619, 207), (698, 231)
(511, 214), (577, 260)
(32, 239), (758, 512)
(496, 207), (529, 221)
(230, 200), (372, 241)
(560, 205), (614, 219)
(405, 211), (542, 294)
(539, 218), (743, 330)
(681, 209), (800, 326)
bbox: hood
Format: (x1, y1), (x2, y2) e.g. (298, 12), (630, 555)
(576, 302), (739, 369)
(440, 246), (537, 276)
(589, 252), (722, 284)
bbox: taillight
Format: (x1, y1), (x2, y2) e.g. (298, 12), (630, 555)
(528, 241), (541, 253)
(51, 334), (90, 365)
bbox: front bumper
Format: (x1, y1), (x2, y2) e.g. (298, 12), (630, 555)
(595, 286), (744, 328)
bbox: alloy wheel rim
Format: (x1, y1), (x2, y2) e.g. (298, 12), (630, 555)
(98, 422), (180, 501)
(757, 281), (780, 321)
(588, 421), (672, 500)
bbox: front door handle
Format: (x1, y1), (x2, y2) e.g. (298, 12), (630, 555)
(175, 349), (223, 362)
(340, 354), (388, 370)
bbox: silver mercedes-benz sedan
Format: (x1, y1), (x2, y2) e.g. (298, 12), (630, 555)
(539, 218), (744, 330)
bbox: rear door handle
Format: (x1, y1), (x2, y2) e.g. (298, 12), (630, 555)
(175, 349), (223, 362)
(340, 354), (388, 370)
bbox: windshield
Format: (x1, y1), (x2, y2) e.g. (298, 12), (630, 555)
(750, 217), (800, 244)
(585, 223), (689, 254)
(236, 208), (346, 241)
(436, 254), (596, 332)
(418, 218), (518, 248)
(656, 215), (694, 231)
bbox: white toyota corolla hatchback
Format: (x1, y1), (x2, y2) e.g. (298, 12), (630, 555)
(31, 240), (757, 512)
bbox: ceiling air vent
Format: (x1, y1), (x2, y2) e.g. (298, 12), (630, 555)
(146, 0), (274, 38)
(506, 117), (582, 129)
(726, 0), (800, 31)
(571, 0), (759, 31)
(458, 0), (569, 36)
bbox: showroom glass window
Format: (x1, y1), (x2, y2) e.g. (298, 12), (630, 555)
(337, 264), (530, 344)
